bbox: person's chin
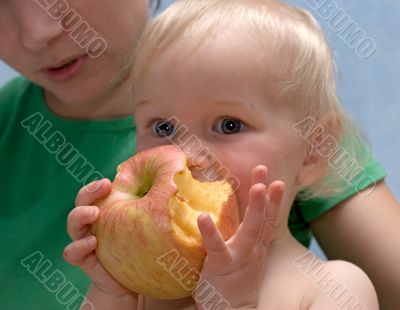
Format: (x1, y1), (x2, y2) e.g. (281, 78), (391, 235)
(44, 72), (112, 102)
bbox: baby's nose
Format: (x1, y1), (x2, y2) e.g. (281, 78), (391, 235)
(187, 152), (230, 183)
(186, 154), (211, 182)
(186, 154), (209, 170)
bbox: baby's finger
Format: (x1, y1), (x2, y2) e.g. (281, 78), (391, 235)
(63, 235), (97, 267)
(67, 206), (99, 241)
(232, 183), (266, 254)
(251, 165), (268, 186)
(198, 214), (231, 267)
(262, 181), (285, 246)
(75, 179), (111, 207)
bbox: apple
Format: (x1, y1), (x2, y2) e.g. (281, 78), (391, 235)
(91, 145), (239, 299)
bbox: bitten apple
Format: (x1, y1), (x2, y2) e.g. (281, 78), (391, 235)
(91, 145), (239, 299)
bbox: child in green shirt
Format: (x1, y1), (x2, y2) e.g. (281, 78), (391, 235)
(0, 1), (156, 309)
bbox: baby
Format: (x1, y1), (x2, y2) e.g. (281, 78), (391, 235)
(65, 0), (379, 309)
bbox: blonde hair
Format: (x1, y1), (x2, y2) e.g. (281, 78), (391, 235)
(133, 0), (373, 199)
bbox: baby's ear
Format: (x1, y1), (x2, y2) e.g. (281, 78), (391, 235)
(294, 113), (342, 189)
(296, 143), (329, 188)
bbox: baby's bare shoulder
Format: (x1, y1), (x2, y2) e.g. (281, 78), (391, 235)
(259, 255), (379, 309)
(258, 254), (317, 309)
(304, 260), (379, 310)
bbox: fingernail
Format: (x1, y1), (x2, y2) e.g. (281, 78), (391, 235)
(86, 179), (103, 193)
(87, 235), (96, 247)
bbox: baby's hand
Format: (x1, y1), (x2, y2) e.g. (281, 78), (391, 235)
(195, 166), (284, 309)
(64, 179), (133, 298)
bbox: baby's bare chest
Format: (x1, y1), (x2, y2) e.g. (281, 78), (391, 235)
(141, 260), (312, 310)
(141, 296), (195, 310)
(142, 289), (307, 310)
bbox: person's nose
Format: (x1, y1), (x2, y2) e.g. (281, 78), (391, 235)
(19, 5), (64, 53)
(187, 153), (210, 170)
(186, 147), (223, 182)
(187, 155), (212, 182)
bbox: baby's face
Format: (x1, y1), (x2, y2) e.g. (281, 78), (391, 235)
(135, 32), (307, 219)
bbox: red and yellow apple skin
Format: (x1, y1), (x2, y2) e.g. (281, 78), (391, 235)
(91, 145), (239, 299)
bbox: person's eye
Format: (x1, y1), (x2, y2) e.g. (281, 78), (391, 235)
(215, 118), (245, 134)
(151, 119), (175, 138)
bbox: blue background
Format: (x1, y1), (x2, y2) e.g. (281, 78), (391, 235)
(1, 0), (398, 259)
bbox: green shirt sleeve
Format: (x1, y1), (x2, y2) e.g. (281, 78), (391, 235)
(289, 140), (387, 248)
(297, 157), (387, 222)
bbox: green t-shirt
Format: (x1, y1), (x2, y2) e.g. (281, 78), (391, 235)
(0, 77), (387, 309)
(0, 77), (136, 309)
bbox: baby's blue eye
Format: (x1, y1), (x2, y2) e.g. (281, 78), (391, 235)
(216, 118), (243, 134)
(152, 120), (175, 137)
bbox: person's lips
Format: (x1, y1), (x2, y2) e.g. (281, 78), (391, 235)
(41, 54), (88, 82)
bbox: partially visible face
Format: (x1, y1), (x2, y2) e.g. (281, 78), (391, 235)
(0, 0), (149, 105)
(134, 31), (309, 220)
